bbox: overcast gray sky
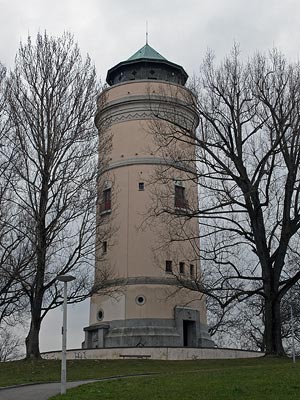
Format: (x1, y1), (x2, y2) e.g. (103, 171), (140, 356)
(1, 0), (300, 353)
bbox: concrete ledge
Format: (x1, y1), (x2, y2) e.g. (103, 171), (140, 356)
(42, 347), (264, 361)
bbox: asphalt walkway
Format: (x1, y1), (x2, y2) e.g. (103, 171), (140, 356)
(0, 373), (156, 400)
(0, 380), (97, 400)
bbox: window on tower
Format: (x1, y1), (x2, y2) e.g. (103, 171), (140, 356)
(175, 184), (187, 209)
(190, 264), (195, 278)
(179, 262), (185, 274)
(130, 70), (137, 80)
(101, 188), (111, 212)
(97, 309), (104, 321)
(165, 260), (173, 273)
(148, 69), (157, 80)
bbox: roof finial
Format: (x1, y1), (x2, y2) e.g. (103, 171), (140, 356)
(146, 21), (149, 45)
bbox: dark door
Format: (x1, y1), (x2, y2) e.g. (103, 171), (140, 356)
(183, 320), (195, 347)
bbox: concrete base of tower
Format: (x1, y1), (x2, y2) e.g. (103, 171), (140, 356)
(83, 307), (215, 349)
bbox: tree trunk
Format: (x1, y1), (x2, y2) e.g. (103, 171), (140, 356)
(25, 175), (48, 359)
(25, 318), (42, 359)
(25, 294), (43, 359)
(264, 296), (285, 356)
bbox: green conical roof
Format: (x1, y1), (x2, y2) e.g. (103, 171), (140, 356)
(106, 42), (188, 86)
(127, 44), (167, 61)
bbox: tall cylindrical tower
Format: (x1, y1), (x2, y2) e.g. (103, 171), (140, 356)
(83, 43), (213, 348)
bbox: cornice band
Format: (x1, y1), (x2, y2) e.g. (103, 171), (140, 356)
(96, 276), (196, 289)
(101, 156), (196, 174)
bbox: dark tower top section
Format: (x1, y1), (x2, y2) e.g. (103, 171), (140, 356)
(106, 44), (188, 86)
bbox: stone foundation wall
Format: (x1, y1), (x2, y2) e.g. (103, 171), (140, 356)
(42, 347), (264, 361)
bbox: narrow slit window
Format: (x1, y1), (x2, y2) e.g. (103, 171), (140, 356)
(179, 262), (185, 274)
(175, 185), (186, 209)
(190, 264), (195, 278)
(139, 182), (145, 191)
(102, 188), (111, 212)
(103, 241), (107, 254)
(166, 260), (172, 273)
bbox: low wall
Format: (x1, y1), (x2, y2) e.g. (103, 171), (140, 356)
(42, 347), (263, 361)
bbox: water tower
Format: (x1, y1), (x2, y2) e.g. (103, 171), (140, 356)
(83, 43), (213, 349)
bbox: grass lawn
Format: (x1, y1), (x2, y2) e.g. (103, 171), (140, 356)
(0, 358), (179, 387)
(49, 358), (300, 400)
(0, 357), (299, 399)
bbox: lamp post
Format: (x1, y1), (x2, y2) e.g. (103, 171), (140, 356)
(57, 274), (76, 395)
(290, 305), (296, 364)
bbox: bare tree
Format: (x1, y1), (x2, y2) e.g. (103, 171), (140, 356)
(148, 46), (300, 356)
(0, 61), (30, 327)
(4, 32), (110, 359)
(0, 326), (23, 361)
(207, 295), (265, 351)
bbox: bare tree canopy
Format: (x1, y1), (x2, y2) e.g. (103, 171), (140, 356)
(149, 46), (300, 356)
(0, 61), (29, 327)
(4, 32), (100, 359)
(0, 326), (23, 361)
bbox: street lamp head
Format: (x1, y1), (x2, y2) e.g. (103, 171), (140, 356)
(56, 274), (76, 283)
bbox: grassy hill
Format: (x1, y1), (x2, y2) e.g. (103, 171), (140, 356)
(0, 357), (299, 399)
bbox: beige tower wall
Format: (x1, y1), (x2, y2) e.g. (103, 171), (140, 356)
(84, 80), (213, 349)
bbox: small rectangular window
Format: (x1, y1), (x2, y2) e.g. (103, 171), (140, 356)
(190, 264), (195, 278)
(175, 185), (187, 209)
(102, 188), (111, 212)
(166, 260), (172, 273)
(179, 262), (185, 274)
(103, 241), (107, 254)
(138, 182), (145, 191)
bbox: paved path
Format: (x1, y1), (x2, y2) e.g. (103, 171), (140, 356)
(0, 380), (97, 400)
(0, 373), (156, 400)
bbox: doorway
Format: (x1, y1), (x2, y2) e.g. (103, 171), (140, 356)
(183, 320), (195, 347)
